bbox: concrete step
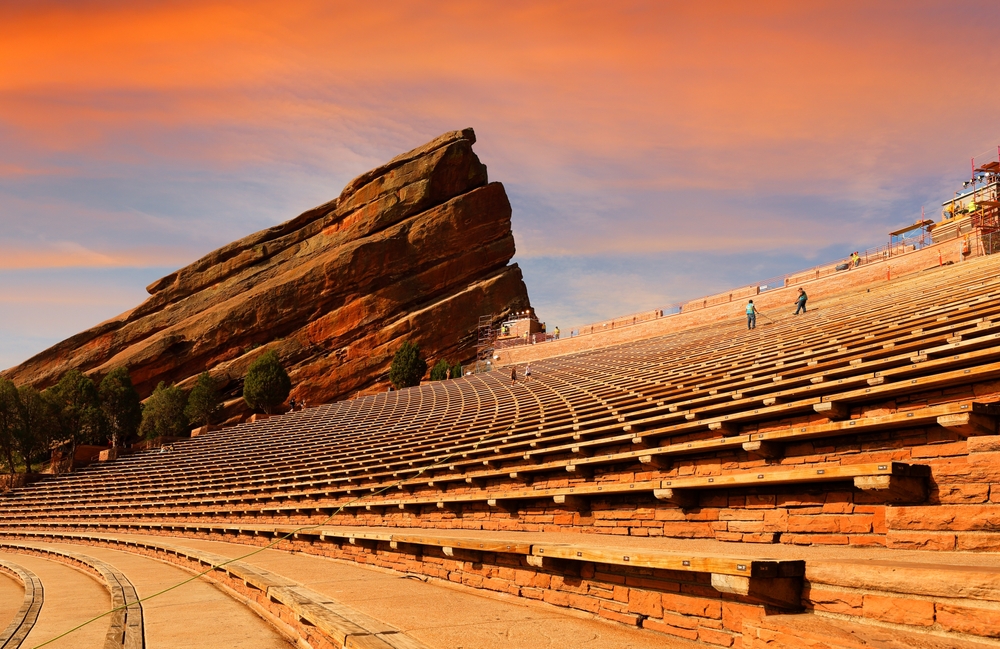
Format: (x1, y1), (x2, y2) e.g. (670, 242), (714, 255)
(744, 612), (998, 649)
(801, 557), (1000, 646)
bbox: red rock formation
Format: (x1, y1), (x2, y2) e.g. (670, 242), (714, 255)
(3, 128), (530, 417)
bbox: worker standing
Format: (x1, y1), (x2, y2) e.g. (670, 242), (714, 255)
(794, 288), (808, 315)
(746, 300), (759, 330)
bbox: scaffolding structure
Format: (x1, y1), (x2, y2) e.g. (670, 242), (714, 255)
(474, 313), (496, 374)
(971, 158), (1000, 252)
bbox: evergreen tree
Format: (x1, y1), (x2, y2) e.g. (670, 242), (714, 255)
(49, 369), (105, 453)
(388, 341), (427, 390)
(99, 367), (142, 448)
(139, 382), (189, 439)
(451, 362), (464, 379)
(0, 379), (19, 477)
(14, 386), (58, 471)
(429, 359), (451, 381)
(243, 351), (291, 415)
(185, 372), (223, 427)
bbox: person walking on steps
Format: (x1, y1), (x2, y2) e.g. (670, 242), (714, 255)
(525, 364), (532, 381)
(510, 366), (517, 385)
(746, 300), (759, 330)
(794, 288), (808, 315)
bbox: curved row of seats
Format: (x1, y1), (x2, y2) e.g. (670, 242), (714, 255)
(3, 255), (1000, 648)
(3, 258), (999, 530)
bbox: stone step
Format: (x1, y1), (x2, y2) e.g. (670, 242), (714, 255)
(799, 558), (1000, 645)
(743, 612), (997, 649)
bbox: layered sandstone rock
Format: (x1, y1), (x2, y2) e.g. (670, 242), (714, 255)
(3, 128), (530, 417)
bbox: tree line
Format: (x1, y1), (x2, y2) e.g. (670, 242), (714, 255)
(0, 350), (291, 477)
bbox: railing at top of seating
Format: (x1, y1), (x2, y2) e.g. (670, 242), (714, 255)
(501, 230), (938, 347)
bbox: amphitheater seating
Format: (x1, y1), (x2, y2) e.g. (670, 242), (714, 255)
(3, 254), (1000, 647)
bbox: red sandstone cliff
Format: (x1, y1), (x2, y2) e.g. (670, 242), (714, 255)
(3, 128), (530, 416)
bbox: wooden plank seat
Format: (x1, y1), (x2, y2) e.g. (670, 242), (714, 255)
(286, 460), (932, 513)
(7, 262), (1000, 523)
(6, 392), (991, 521)
(0, 526), (805, 607)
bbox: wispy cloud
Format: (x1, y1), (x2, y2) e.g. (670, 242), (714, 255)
(0, 242), (190, 270)
(1, 0), (999, 366)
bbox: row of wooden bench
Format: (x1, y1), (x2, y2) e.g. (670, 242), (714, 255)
(4, 256), (999, 526)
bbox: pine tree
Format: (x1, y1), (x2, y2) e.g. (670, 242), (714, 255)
(185, 372), (223, 427)
(13, 386), (58, 472)
(99, 367), (142, 448)
(49, 369), (105, 453)
(388, 341), (427, 390)
(429, 359), (451, 381)
(243, 351), (291, 415)
(0, 379), (19, 477)
(139, 382), (189, 439)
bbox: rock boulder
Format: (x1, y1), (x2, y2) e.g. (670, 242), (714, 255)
(3, 128), (530, 417)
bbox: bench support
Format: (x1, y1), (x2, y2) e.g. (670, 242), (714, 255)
(709, 422), (739, 436)
(653, 488), (698, 508)
(814, 401), (849, 420)
(638, 454), (669, 470)
(711, 574), (802, 609)
(553, 494), (589, 511)
(565, 464), (593, 478)
(487, 498), (518, 513)
(937, 413), (997, 437)
(853, 475), (926, 503)
(742, 440), (782, 459)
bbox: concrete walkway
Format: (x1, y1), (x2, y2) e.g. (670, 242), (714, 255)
(38, 542), (294, 649)
(1, 551), (109, 649)
(118, 533), (701, 649)
(0, 567), (24, 635)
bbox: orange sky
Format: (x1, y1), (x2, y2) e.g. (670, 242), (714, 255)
(2, 0), (999, 365)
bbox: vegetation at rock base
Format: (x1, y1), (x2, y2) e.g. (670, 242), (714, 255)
(49, 368), (105, 452)
(0, 379), (58, 476)
(243, 351), (291, 415)
(99, 367), (142, 448)
(140, 382), (189, 440)
(429, 359), (464, 381)
(389, 341), (427, 390)
(429, 359), (451, 381)
(185, 372), (224, 427)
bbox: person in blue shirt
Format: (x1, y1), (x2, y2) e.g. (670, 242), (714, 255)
(794, 288), (808, 315)
(746, 300), (759, 330)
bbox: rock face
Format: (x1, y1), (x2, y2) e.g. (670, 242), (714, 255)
(3, 128), (530, 416)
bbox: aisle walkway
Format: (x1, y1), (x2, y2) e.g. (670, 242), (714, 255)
(114, 534), (698, 649)
(1, 552), (108, 649)
(0, 568), (23, 636)
(45, 543), (293, 649)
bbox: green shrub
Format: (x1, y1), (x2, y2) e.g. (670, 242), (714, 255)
(429, 359), (451, 381)
(139, 382), (188, 439)
(185, 372), (223, 427)
(49, 369), (105, 447)
(388, 341), (427, 390)
(243, 351), (291, 414)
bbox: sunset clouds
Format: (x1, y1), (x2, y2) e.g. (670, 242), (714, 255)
(2, 0), (1000, 367)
